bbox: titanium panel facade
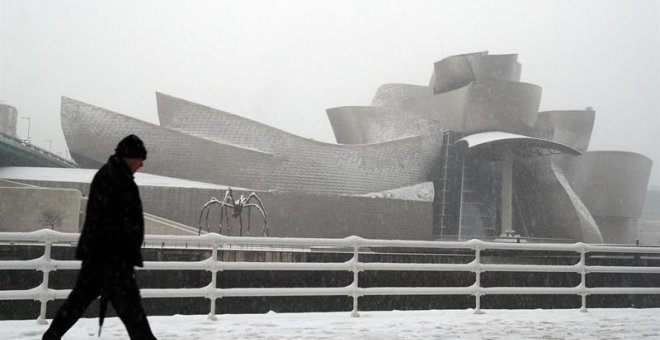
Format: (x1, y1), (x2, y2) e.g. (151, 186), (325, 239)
(534, 110), (596, 152)
(430, 52), (521, 94)
(370, 83), (433, 110)
(156, 93), (444, 194)
(402, 80), (542, 135)
(557, 151), (652, 244)
(564, 151), (652, 218)
(61, 97), (278, 189)
(326, 106), (445, 144)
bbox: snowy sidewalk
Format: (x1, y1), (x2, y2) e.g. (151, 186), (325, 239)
(3, 308), (659, 340)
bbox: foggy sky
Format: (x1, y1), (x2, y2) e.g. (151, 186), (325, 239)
(1, 0), (659, 185)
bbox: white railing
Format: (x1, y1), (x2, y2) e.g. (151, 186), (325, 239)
(2, 229), (660, 324)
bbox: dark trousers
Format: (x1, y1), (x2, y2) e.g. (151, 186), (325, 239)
(43, 261), (157, 340)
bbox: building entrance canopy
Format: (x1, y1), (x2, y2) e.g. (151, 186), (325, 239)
(455, 131), (582, 160)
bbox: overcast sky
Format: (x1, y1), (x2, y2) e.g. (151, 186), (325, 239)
(1, 0), (659, 185)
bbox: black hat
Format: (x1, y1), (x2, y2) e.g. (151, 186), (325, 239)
(115, 134), (147, 159)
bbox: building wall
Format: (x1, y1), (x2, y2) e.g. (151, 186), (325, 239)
(430, 52), (520, 94)
(9, 179), (433, 240)
(0, 186), (81, 232)
(143, 187), (434, 240)
(0, 104), (18, 137)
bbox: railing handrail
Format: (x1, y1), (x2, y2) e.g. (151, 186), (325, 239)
(3, 229), (659, 253)
(2, 229), (660, 323)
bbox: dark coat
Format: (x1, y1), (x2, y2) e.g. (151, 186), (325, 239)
(75, 155), (145, 267)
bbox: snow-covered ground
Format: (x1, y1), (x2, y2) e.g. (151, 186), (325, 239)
(3, 308), (659, 340)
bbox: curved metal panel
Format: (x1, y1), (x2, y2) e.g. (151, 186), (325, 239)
(463, 80), (540, 134)
(562, 151), (652, 218)
(431, 52), (521, 94)
(61, 96), (277, 190)
(370, 83), (433, 109)
(146, 94), (447, 194)
(552, 162), (604, 243)
(430, 52), (485, 94)
(513, 156), (603, 243)
(156, 92), (306, 153)
(534, 109), (595, 152)
(403, 80), (542, 135)
(326, 106), (445, 144)
(469, 54), (521, 83)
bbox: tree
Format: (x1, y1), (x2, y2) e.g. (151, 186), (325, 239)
(42, 210), (63, 230)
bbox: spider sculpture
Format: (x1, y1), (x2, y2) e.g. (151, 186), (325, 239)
(198, 187), (269, 236)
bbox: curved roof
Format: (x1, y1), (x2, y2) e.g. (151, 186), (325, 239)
(456, 131), (582, 159)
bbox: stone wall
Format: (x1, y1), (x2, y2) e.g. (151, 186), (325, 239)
(0, 186), (81, 232)
(10, 179), (433, 240)
(119, 185), (433, 240)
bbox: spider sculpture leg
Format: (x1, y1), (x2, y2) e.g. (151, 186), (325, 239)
(242, 213), (247, 236)
(244, 195), (268, 237)
(246, 206), (251, 236)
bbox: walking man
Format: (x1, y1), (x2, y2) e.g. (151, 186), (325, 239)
(43, 134), (157, 340)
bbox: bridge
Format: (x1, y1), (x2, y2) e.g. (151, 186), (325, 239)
(0, 132), (77, 168)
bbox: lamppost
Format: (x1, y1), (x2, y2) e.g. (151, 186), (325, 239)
(44, 139), (52, 152)
(20, 117), (31, 143)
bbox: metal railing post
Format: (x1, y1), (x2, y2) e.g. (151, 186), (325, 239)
(37, 240), (53, 324)
(473, 243), (484, 314)
(208, 244), (219, 320)
(578, 245), (588, 312)
(350, 239), (361, 317)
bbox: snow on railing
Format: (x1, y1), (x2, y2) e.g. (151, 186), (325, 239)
(2, 229), (660, 323)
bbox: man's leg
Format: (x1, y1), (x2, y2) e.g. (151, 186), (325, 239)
(109, 269), (157, 340)
(43, 264), (101, 340)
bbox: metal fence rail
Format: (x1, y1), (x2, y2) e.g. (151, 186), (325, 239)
(2, 229), (660, 324)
